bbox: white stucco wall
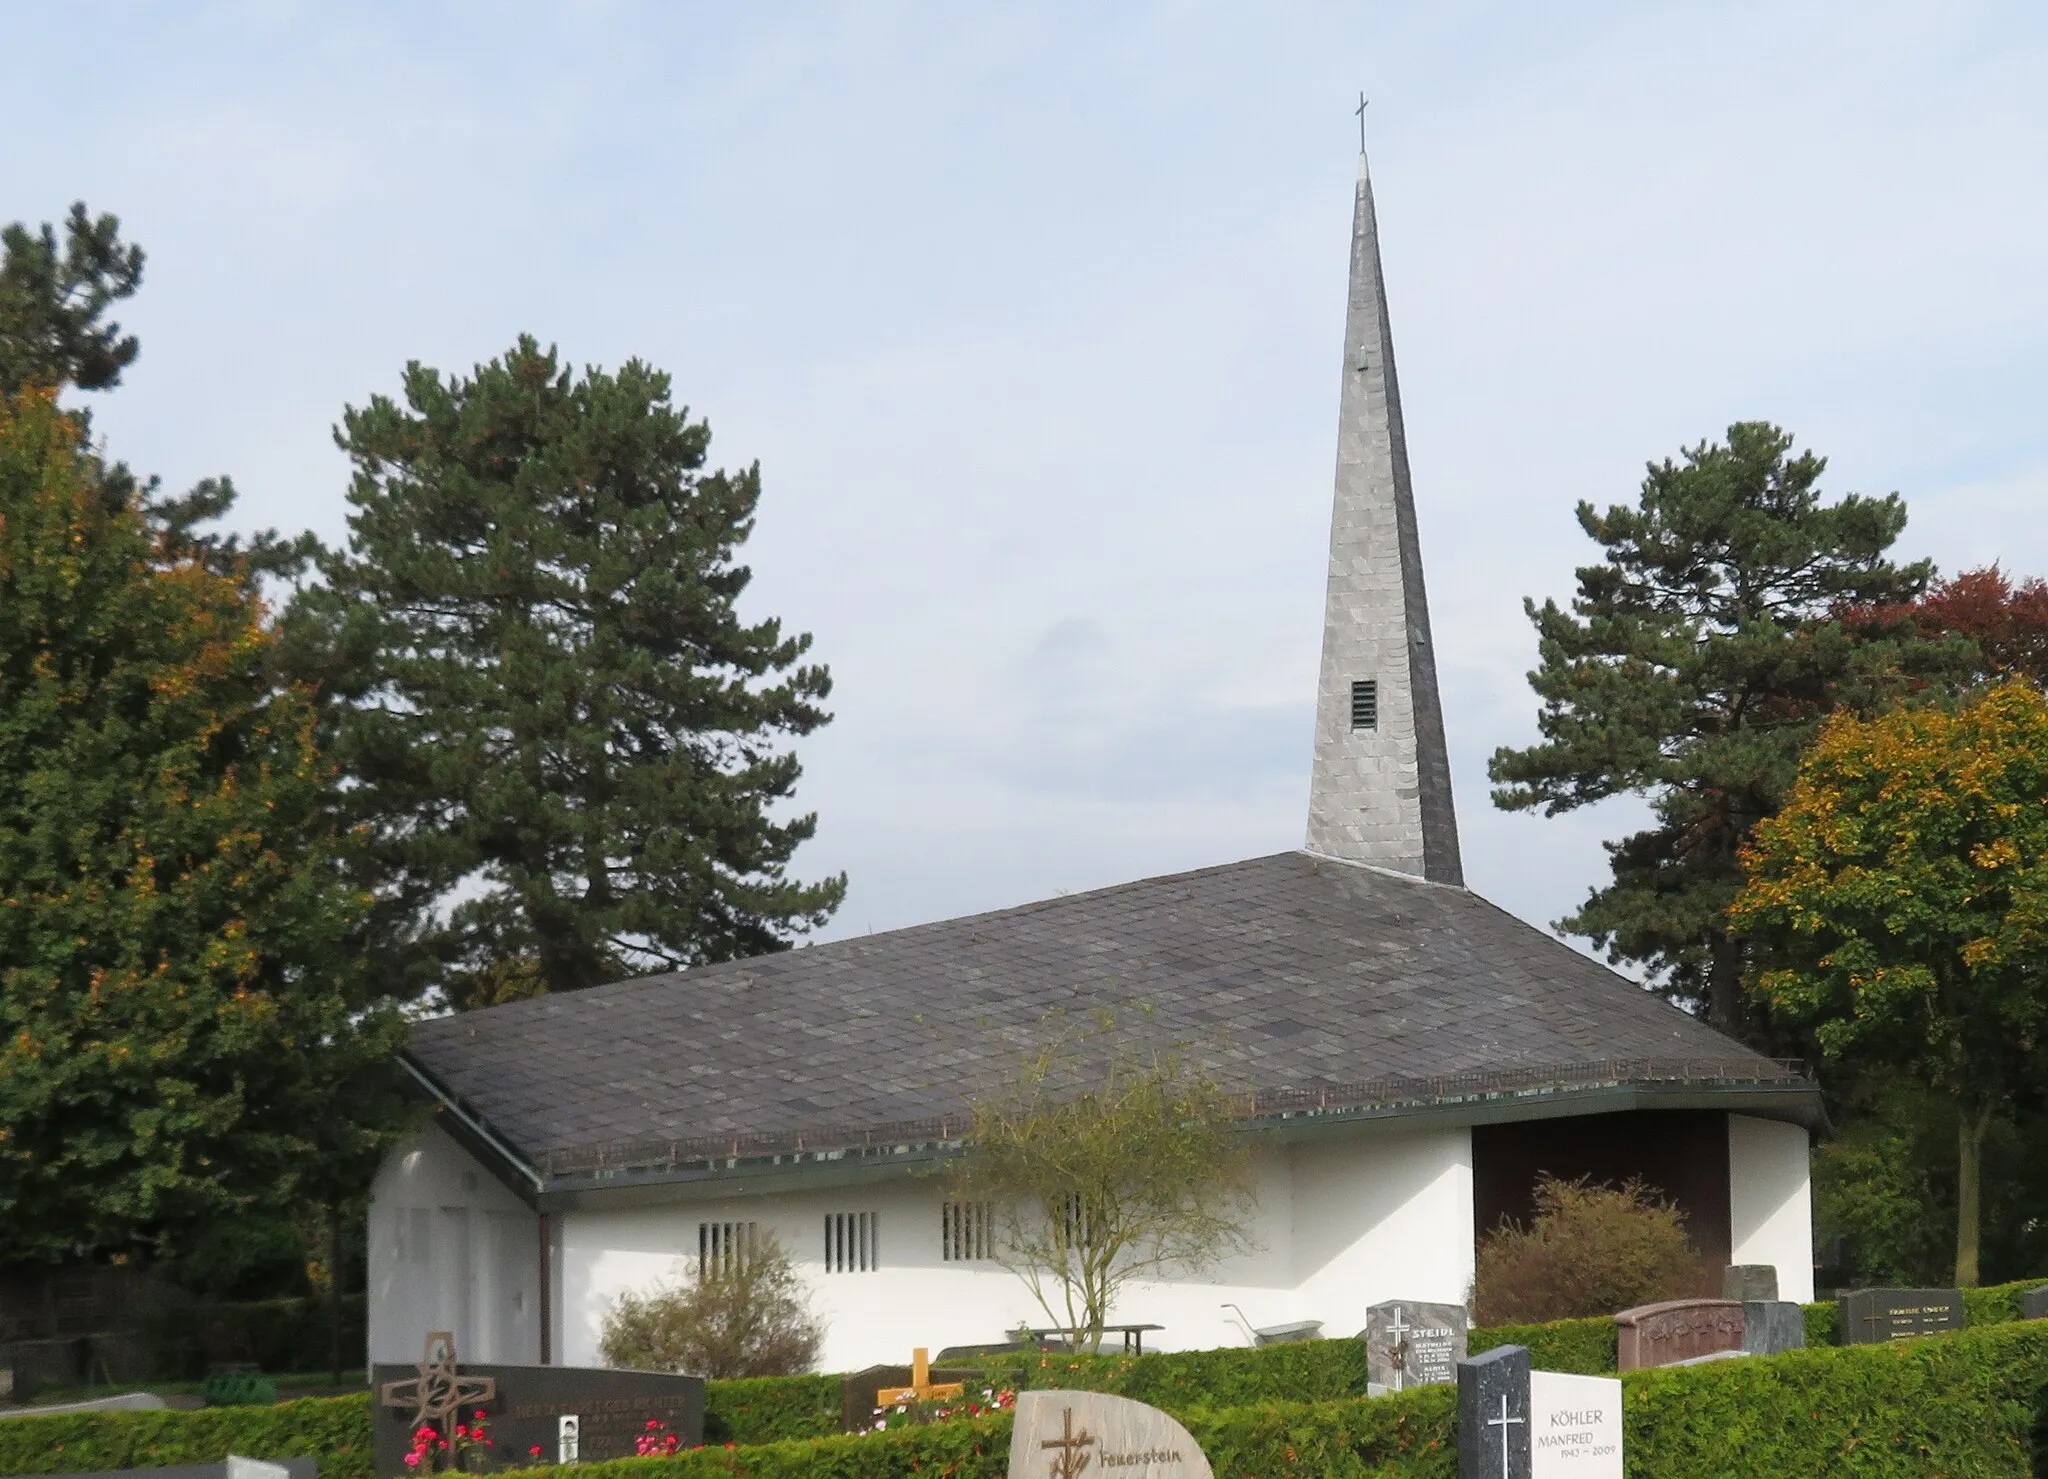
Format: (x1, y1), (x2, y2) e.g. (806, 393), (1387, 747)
(1291, 1124), (1473, 1328)
(1727, 1113), (1814, 1303)
(555, 1125), (1475, 1372)
(368, 1123), (541, 1365)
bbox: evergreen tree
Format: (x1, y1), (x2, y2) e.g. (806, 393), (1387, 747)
(0, 203), (145, 396)
(0, 390), (402, 1263)
(1488, 423), (1961, 1038)
(293, 337), (843, 1005)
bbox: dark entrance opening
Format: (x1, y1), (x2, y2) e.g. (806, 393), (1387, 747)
(1471, 1109), (1731, 1269)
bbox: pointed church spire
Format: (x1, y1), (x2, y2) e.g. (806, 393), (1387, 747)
(1305, 147), (1464, 885)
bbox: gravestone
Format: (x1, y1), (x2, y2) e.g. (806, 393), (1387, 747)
(1836, 1288), (1965, 1345)
(1613, 1299), (1744, 1370)
(1457, 1345), (1623, 1479)
(1741, 1300), (1805, 1355)
(842, 1354), (978, 1432)
(371, 1333), (702, 1476)
(28, 1463), (317, 1479)
(1364, 1300), (1468, 1392)
(1007, 1389), (1211, 1479)
(1721, 1265), (1778, 1302)
(1528, 1369), (1623, 1479)
(2022, 1286), (2048, 1321)
(1457, 1344), (1530, 1479)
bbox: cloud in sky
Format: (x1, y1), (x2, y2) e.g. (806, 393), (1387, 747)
(5, 1), (2045, 950)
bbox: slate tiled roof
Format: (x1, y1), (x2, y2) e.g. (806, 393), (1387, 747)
(406, 852), (1799, 1168)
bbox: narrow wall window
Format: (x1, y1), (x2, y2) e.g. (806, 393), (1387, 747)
(824, 1211), (878, 1272)
(1058, 1193), (1099, 1251)
(1350, 679), (1379, 730)
(698, 1220), (757, 1278)
(941, 1201), (994, 1262)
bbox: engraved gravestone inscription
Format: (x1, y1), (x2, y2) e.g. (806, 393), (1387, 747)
(371, 1339), (703, 1476)
(1613, 1300), (1744, 1370)
(1836, 1288), (1965, 1345)
(1006, 1390), (1212, 1479)
(1365, 1300), (1468, 1391)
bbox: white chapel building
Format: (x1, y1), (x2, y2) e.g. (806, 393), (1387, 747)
(366, 149), (1820, 1374)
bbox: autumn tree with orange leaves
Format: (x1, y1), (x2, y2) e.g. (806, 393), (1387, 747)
(1732, 683), (2048, 1286)
(0, 388), (404, 1265)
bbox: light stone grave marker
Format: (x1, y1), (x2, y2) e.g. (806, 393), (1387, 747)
(1527, 1370), (1622, 1479)
(2021, 1285), (2048, 1321)
(1365, 1299), (1468, 1391)
(1008, 1389), (1212, 1479)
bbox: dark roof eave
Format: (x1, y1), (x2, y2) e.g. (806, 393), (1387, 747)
(481, 1072), (1825, 1207)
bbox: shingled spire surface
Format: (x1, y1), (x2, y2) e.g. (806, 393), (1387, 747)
(1304, 150), (1463, 885)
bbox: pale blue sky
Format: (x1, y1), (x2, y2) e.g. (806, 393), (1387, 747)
(6, 2), (2045, 949)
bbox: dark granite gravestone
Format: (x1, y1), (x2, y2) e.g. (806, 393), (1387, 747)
(1364, 1300), (1468, 1392)
(1457, 1344), (1530, 1479)
(1741, 1300), (1805, 1356)
(1721, 1265), (1778, 1302)
(26, 1464), (317, 1479)
(1613, 1300), (1744, 1370)
(1836, 1288), (1965, 1345)
(2023, 1286), (2048, 1322)
(369, 1359), (702, 1474)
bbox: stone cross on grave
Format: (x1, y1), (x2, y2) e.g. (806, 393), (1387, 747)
(874, 1348), (964, 1408)
(1039, 1404), (1099, 1479)
(378, 1331), (497, 1440)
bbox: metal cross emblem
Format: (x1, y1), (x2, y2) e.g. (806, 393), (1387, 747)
(1041, 1405), (1098, 1479)
(1486, 1391), (1524, 1475)
(1383, 1305), (1412, 1392)
(379, 1331), (498, 1433)
(1354, 92), (1369, 151)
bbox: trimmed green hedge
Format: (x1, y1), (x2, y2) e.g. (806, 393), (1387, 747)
(702, 1371), (841, 1444)
(480, 1321), (2048, 1479)
(0, 1393), (374, 1479)
(6, 1279), (2044, 1474)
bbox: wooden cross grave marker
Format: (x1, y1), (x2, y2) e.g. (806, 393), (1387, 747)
(875, 1347), (964, 1407)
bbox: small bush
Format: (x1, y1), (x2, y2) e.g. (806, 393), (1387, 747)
(1472, 1174), (1711, 1324)
(202, 1370), (278, 1407)
(598, 1232), (823, 1378)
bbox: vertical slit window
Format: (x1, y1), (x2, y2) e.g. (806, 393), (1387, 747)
(824, 1212), (878, 1272)
(1351, 679), (1379, 730)
(942, 1201), (993, 1262)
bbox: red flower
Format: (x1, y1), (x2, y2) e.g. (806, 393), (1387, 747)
(529, 1445), (543, 1457)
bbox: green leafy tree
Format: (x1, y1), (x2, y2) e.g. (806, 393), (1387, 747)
(290, 337), (843, 1004)
(0, 390), (404, 1264)
(1731, 682), (2048, 1285)
(0, 203), (144, 396)
(1489, 423), (1959, 1037)
(946, 1020), (1257, 1354)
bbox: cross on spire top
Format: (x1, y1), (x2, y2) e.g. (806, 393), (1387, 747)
(1355, 92), (1368, 152)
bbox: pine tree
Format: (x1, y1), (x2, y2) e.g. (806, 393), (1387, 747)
(0, 390), (400, 1262)
(1488, 423), (1964, 1038)
(0, 203), (145, 396)
(292, 337), (844, 1004)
